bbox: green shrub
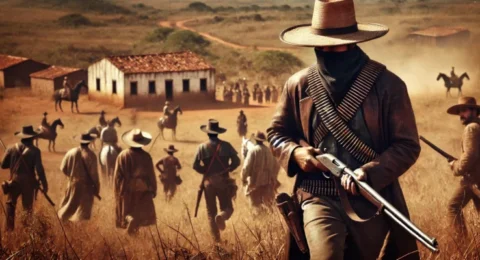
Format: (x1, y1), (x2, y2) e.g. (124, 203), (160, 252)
(58, 13), (92, 27)
(163, 30), (210, 55)
(188, 2), (213, 12)
(145, 27), (175, 42)
(253, 51), (303, 76)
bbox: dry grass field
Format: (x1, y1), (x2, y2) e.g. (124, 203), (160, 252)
(1, 0), (480, 259)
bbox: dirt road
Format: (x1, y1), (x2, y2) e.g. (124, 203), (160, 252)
(159, 18), (294, 51)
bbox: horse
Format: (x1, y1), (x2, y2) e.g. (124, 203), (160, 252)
(53, 80), (87, 113)
(241, 136), (255, 159)
(87, 116), (122, 150)
(437, 72), (470, 97)
(157, 106), (182, 140)
(99, 143), (121, 187)
(36, 119), (64, 152)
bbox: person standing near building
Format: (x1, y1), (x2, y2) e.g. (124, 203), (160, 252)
(193, 119), (240, 242)
(58, 133), (100, 222)
(1, 125), (48, 231)
(114, 129), (157, 234)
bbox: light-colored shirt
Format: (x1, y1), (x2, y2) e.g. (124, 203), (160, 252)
(241, 143), (279, 194)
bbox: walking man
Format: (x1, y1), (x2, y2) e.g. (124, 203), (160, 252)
(193, 119), (240, 242)
(241, 131), (279, 214)
(1, 126), (48, 231)
(265, 86), (271, 103)
(58, 133), (100, 222)
(243, 88), (251, 106)
(114, 129), (157, 234)
(446, 97), (480, 238)
(271, 86), (279, 103)
(257, 88), (264, 104)
(237, 110), (248, 137)
(156, 145), (182, 202)
(267, 0), (421, 258)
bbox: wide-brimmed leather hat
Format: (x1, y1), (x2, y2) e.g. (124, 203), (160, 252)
(74, 133), (96, 144)
(14, 125), (40, 139)
(200, 119), (227, 134)
(447, 96), (480, 115)
(251, 131), (267, 142)
(280, 0), (389, 47)
(164, 145), (178, 153)
(121, 129), (152, 148)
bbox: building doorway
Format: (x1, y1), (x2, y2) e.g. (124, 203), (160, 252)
(165, 80), (173, 101)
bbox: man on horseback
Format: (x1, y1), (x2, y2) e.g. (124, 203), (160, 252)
(41, 112), (49, 129)
(451, 67), (459, 86)
(237, 110), (248, 137)
(99, 111), (107, 128)
(100, 120), (121, 152)
(61, 76), (72, 99)
(163, 101), (172, 125)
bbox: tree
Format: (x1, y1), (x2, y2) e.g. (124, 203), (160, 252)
(253, 51), (303, 76)
(163, 30), (210, 55)
(145, 27), (175, 42)
(188, 2), (213, 12)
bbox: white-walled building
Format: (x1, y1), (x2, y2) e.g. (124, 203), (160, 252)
(88, 51), (215, 108)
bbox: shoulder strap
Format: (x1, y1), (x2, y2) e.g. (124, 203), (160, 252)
(307, 60), (385, 164)
(204, 143), (223, 176)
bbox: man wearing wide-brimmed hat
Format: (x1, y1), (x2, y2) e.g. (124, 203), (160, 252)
(241, 131), (280, 214)
(267, 0), (421, 259)
(58, 133), (100, 222)
(193, 119), (240, 242)
(156, 144), (182, 202)
(1, 125), (48, 231)
(446, 96), (480, 239)
(114, 129), (157, 234)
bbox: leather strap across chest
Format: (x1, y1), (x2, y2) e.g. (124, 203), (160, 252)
(307, 60), (385, 164)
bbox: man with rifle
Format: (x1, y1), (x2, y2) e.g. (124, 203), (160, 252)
(1, 125), (49, 231)
(267, 0), (422, 258)
(193, 119), (240, 242)
(58, 133), (101, 222)
(445, 96), (480, 238)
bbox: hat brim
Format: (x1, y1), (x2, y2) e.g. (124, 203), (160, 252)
(121, 130), (152, 148)
(74, 134), (96, 144)
(14, 131), (40, 139)
(447, 104), (480, 115)
(251, 133), (267, 142)
(164, 148), (178, 153)
(200, 125), (227, 134)
(280, 23), (389, 47)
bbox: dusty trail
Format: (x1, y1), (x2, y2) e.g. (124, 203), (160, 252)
(159, 18), (294, 52)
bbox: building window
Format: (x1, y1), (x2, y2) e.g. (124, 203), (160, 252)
(149, 81), (156, 94)
(200, 78), (207, 92)
(165, 80), (173, 101)
(182, 79), (190, 92)
(112, 80), (117, 94)
(96, 78), (101, 92)
(130, 82), (138, 95)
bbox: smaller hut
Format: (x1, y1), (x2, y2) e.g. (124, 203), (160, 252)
(30, 66), (87, 96)
(0, 54), (49, 88)
(408, 27), (470, 47)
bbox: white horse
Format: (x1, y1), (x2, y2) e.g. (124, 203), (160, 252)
(99, 144), (121, 187)
(241, 136), (256, 159)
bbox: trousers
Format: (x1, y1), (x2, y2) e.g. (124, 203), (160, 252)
(448, 180), (480, 237)
(204, 175), (236, 241)
(302, 196), (389, 260)
(5, 181), (36, 231)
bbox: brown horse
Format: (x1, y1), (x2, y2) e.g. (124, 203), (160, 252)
(437, 72), (470, 97)
(157, 106), (182, 140)
(36, 118), (64, 152)
(53, 80), (87, 113)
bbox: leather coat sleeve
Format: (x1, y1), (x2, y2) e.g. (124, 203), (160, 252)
(360, 80), (420, 191)
(266, 82), (302, 177)
(453, 123), (480, 176)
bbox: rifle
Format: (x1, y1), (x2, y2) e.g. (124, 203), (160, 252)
(317, 154), (439, 253)
(420, 136), (457, 162)
(36, 184), (55, 206)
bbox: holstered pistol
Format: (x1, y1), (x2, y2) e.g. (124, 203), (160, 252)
(276, 193), (308, 254)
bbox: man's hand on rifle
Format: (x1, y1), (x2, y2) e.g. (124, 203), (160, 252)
(341, 169), (367, 196)
(293, 146), (328, 173)
(449, 160), (456, 170)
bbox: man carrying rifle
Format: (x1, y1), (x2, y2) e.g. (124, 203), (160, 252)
(267, 0), (421, 259)
(58, 133), (100, 222)
(446, 96), (480, 238)
(1, 125), (49, 231)
(193, 119), (240, 242)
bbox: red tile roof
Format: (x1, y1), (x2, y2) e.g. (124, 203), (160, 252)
(30, 66), (83, 79)
(106, 51), (214, 74)
(410, 27), (469, 37)
(0, 54), (29, 70)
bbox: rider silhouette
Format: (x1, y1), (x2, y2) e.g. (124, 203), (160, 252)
(99, 110), (107, 127)
(450, 66), (459, 85)
(163, 101), (172, 124)
(62, 76), (72, 99)
(41, 112), (49, 128)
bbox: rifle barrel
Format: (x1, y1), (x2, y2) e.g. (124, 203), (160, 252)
(419, 136), (456, 161)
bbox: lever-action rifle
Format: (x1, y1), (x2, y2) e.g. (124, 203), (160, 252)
(419, 136), (457, 162)
(317, 153), (439, 253)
